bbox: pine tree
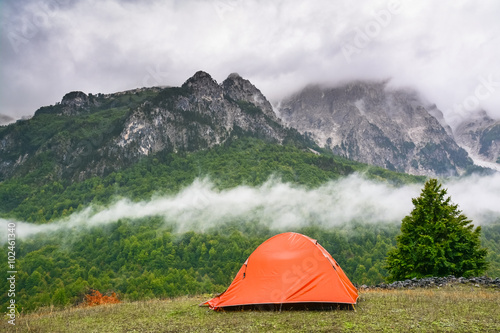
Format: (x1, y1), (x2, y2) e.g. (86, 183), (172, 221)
(386, 179), (488, 282)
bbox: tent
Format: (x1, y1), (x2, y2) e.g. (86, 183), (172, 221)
(204, 232), (358, 310)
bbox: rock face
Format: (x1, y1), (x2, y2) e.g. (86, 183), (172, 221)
(454, 110), (500, 165)
(222, 73), (278, 121)
(114, 71), (286, 159)
(278, 81), (473, 176)
(0, 71), (291, 181)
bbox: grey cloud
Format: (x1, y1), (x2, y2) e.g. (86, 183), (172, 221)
(1, 0), (499, 124)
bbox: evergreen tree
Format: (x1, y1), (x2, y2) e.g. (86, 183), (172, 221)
(386, 179), (488, 282)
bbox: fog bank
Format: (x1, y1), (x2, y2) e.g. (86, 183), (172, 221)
(1, 173), (499, 241)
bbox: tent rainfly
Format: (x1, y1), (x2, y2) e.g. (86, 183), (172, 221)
(203, 232), (358, 310)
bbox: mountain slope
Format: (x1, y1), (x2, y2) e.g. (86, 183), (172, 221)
(278, 81), (473, 177)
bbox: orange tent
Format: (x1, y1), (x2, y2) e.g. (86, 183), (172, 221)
(204, 232), (358, 310)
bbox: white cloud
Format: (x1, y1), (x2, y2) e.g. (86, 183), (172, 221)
(1, 173), (499, 241)
(446, 173), (500, 224)
(1, 0), (499, 124)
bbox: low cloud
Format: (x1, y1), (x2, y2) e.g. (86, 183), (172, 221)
(446, 174), (500, 225)
(1, 173), (499, 241)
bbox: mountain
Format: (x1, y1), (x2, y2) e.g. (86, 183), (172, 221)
(114, 71), (289, 161)
(278, 81), (473, 176)
(0, 71), (301, 182)
(2, 72), (493, 183)
(454, 110), (500, 168)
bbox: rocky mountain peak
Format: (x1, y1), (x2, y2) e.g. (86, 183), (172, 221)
(226, 72), (242, 80)
(57, 91), (97, 116)
(279, 81), (472, 176)
(183, 71), (218, 88)
(61, 91), (89, 108)
(181, 70), (223, 100)
(222, 72), (278, 121)
(111, 70), (289, 174)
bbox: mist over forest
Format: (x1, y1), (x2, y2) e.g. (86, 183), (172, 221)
(0, 172), (498, 241)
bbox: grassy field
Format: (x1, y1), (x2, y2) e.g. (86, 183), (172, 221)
(3, 286), (499, 332)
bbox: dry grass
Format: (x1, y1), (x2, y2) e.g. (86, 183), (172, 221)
(2, 285), (499, 332)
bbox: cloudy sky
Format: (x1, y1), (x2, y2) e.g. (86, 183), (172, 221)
(1, 0), (499, 125)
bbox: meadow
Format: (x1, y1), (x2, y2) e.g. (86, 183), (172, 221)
(3, 285), (498, 332)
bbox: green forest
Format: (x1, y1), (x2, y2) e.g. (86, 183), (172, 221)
(1, 217), (499, 313)
(1, 137), (499, 313)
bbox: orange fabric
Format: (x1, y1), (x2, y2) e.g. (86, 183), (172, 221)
(204, 232), (358, 310)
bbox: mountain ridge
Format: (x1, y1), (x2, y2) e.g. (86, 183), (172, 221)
(0, 71), (306, 183)
(1, 71), (498, 183)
